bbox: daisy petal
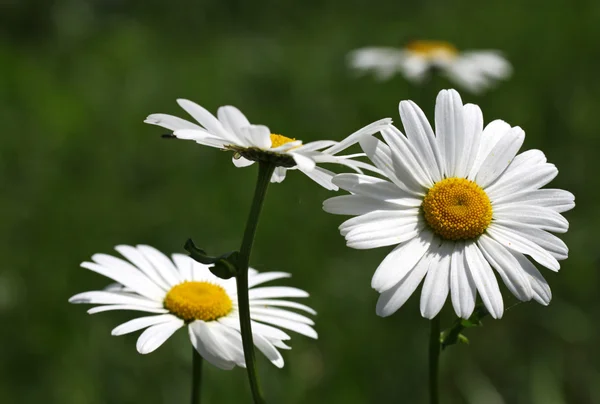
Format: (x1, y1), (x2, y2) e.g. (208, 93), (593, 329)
(144, 113), (201, 131)
(464, 242), (503, 319)
(435, 89), (465, 178)
(177, 99), (238, 144)
(455, 103), (483, 178)
(250, 299), (317, 315)
(249, 287), (309, 300)
(450, 241), (477, 319)
(253, 333), (284, 368)
(136, 319), (184, 354)
(248, 272), (291, 288)
(475, 126), (525, 188)
(420, 242), (453, 319)
(189, 322), (236, 370)
(511, 251), (552, 305)
(112, 314), (180, 336)
(291, 153), (316, 171)
(240, 125), (272, 149)
(323, 195), (400, 216)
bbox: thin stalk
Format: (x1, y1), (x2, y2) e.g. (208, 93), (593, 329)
(429, 316), (441, 404)
(236, 161), (275, 404)
(191, 348), (203, 404)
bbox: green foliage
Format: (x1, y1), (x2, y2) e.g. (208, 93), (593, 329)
(1, 0), (599, 403)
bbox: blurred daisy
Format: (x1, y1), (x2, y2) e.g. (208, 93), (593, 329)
(145, 101), (391, 190)
(69, 245), (317, 369)
(324, 89), (573, 320)
(349, 40), (512, 94)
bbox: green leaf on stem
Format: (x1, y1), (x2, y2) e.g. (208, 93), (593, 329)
(184, 239), (239, 279)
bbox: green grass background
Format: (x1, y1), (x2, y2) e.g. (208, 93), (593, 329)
(1, 0), (599, 402)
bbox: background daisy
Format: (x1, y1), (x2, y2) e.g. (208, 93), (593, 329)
(70, 245), (317, 370)
(349, 41), (512, 94)
(324, 89), (574, 320)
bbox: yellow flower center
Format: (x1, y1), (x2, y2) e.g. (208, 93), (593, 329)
(422, 177), (492, 240)
(270, 133), (297, 149)
(164, 281), (232, 322)
(405, 40), (458, 60)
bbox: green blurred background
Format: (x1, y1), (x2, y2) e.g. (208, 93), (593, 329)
(1, 0), (598, 402)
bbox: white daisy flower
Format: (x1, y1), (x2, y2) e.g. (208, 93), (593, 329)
(145, 100), (391, 190)
(349, 40), (512, 94)
(69, 245), (317, 369)
(324, 89), (574, 320)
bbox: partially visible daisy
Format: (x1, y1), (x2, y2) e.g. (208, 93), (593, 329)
(324, 89), (574, 320)
(349, 40), (512, 94)
(145, 101), (391, 190)
(69, 245), (317, 369)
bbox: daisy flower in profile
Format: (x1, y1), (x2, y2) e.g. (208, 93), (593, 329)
(324, 89), (574, 320)
(69, 245), (317, 369)
(348, 40), (512, 94)
(145, 101), (391, 190)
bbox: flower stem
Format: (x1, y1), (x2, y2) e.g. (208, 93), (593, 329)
(191, 347), (203, 404)
(237, 161), (275, 404)
(429, 316), (441, 404)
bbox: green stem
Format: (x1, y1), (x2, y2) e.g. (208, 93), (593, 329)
(236, 161), (275, 404)
(191, 348), (203, 404)
(429, 316), (441, 404)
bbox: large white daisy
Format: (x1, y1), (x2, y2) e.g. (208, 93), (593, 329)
(69, 245), (317, 369)
(145, 100), (391, 190)
(349, 40), (512, 94)
(324, 89), (574, 320)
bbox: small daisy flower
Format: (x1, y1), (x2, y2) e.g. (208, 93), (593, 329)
(324, 89), (574, 320)
(349, 40), (512, 94)
(69, 245), (317, 369)
(145, 100), (391, 190)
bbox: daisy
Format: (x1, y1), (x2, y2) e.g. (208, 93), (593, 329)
(69, 245), (317, 369)
(145, 100), (391, 190)
(324, 89), (574, 320)
(348, 40), (512, 94)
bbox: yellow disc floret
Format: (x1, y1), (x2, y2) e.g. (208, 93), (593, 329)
(405, 40), (458, 60)
(270, 133), (297, 149)
(164, 281), (232, 322)
(422, 177), (492, 240)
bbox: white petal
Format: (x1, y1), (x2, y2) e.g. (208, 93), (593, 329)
(251, 314), (318, 339)
(478, 235), (533, 302)
(485, 163), (558, 200)
(271, 167), (288, 183)
(248, 272), (291, 288)
(173, 129), (230, 148)
(69, 291), (162, 307)
(331, 174), (421, 205)
(188, 322), (236, 370)
(323, 195), (400, 216)
(250, 299), (317, 315)
(420, 242), (453, 319)
(114, 245), (170, 291)
(144, 113), (201, 131)
(381, 126), (434, 188)
(135, 320), (184, 354)
(455, 103), (483, 178)
(217, 106), (251, 141)
(250, 307), (314, 325)
(492, 220), (568, 260)
(339, 209), (420, 236)
(492, 189), (575, 213)
(324, 118), (393, 155)
(493, 205), (569, 233)
(434, 89), (465, 178)
(487, 224), (560, 271)
(291, 153), (316, 171)
(112, 314), (180, 336)
(232, 156), (255, 168)
(375, 244), (438, 317)
(249, 286), (309, 299)
(87, 305), (169, 314)
(467, 120), (511, 179)
(239, 125), (272, 149)
(170, 253), (195, 281)
(299, 166), (336, 190)
(450, 241), (477, 319)
(475, 126), (525, 188)
(399, 100), (443, 182)
(136, 245), (183, 287)
(253, 333), (285, 368)
(218, 315), (291, 341)
(511, 251), (552, 305)
(464, 242), (503, 319)
(359, 135), (425, 196)
(371, 229), (434, 292)
(80, 260), (164, 301)
(177, 99), (239, 143)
